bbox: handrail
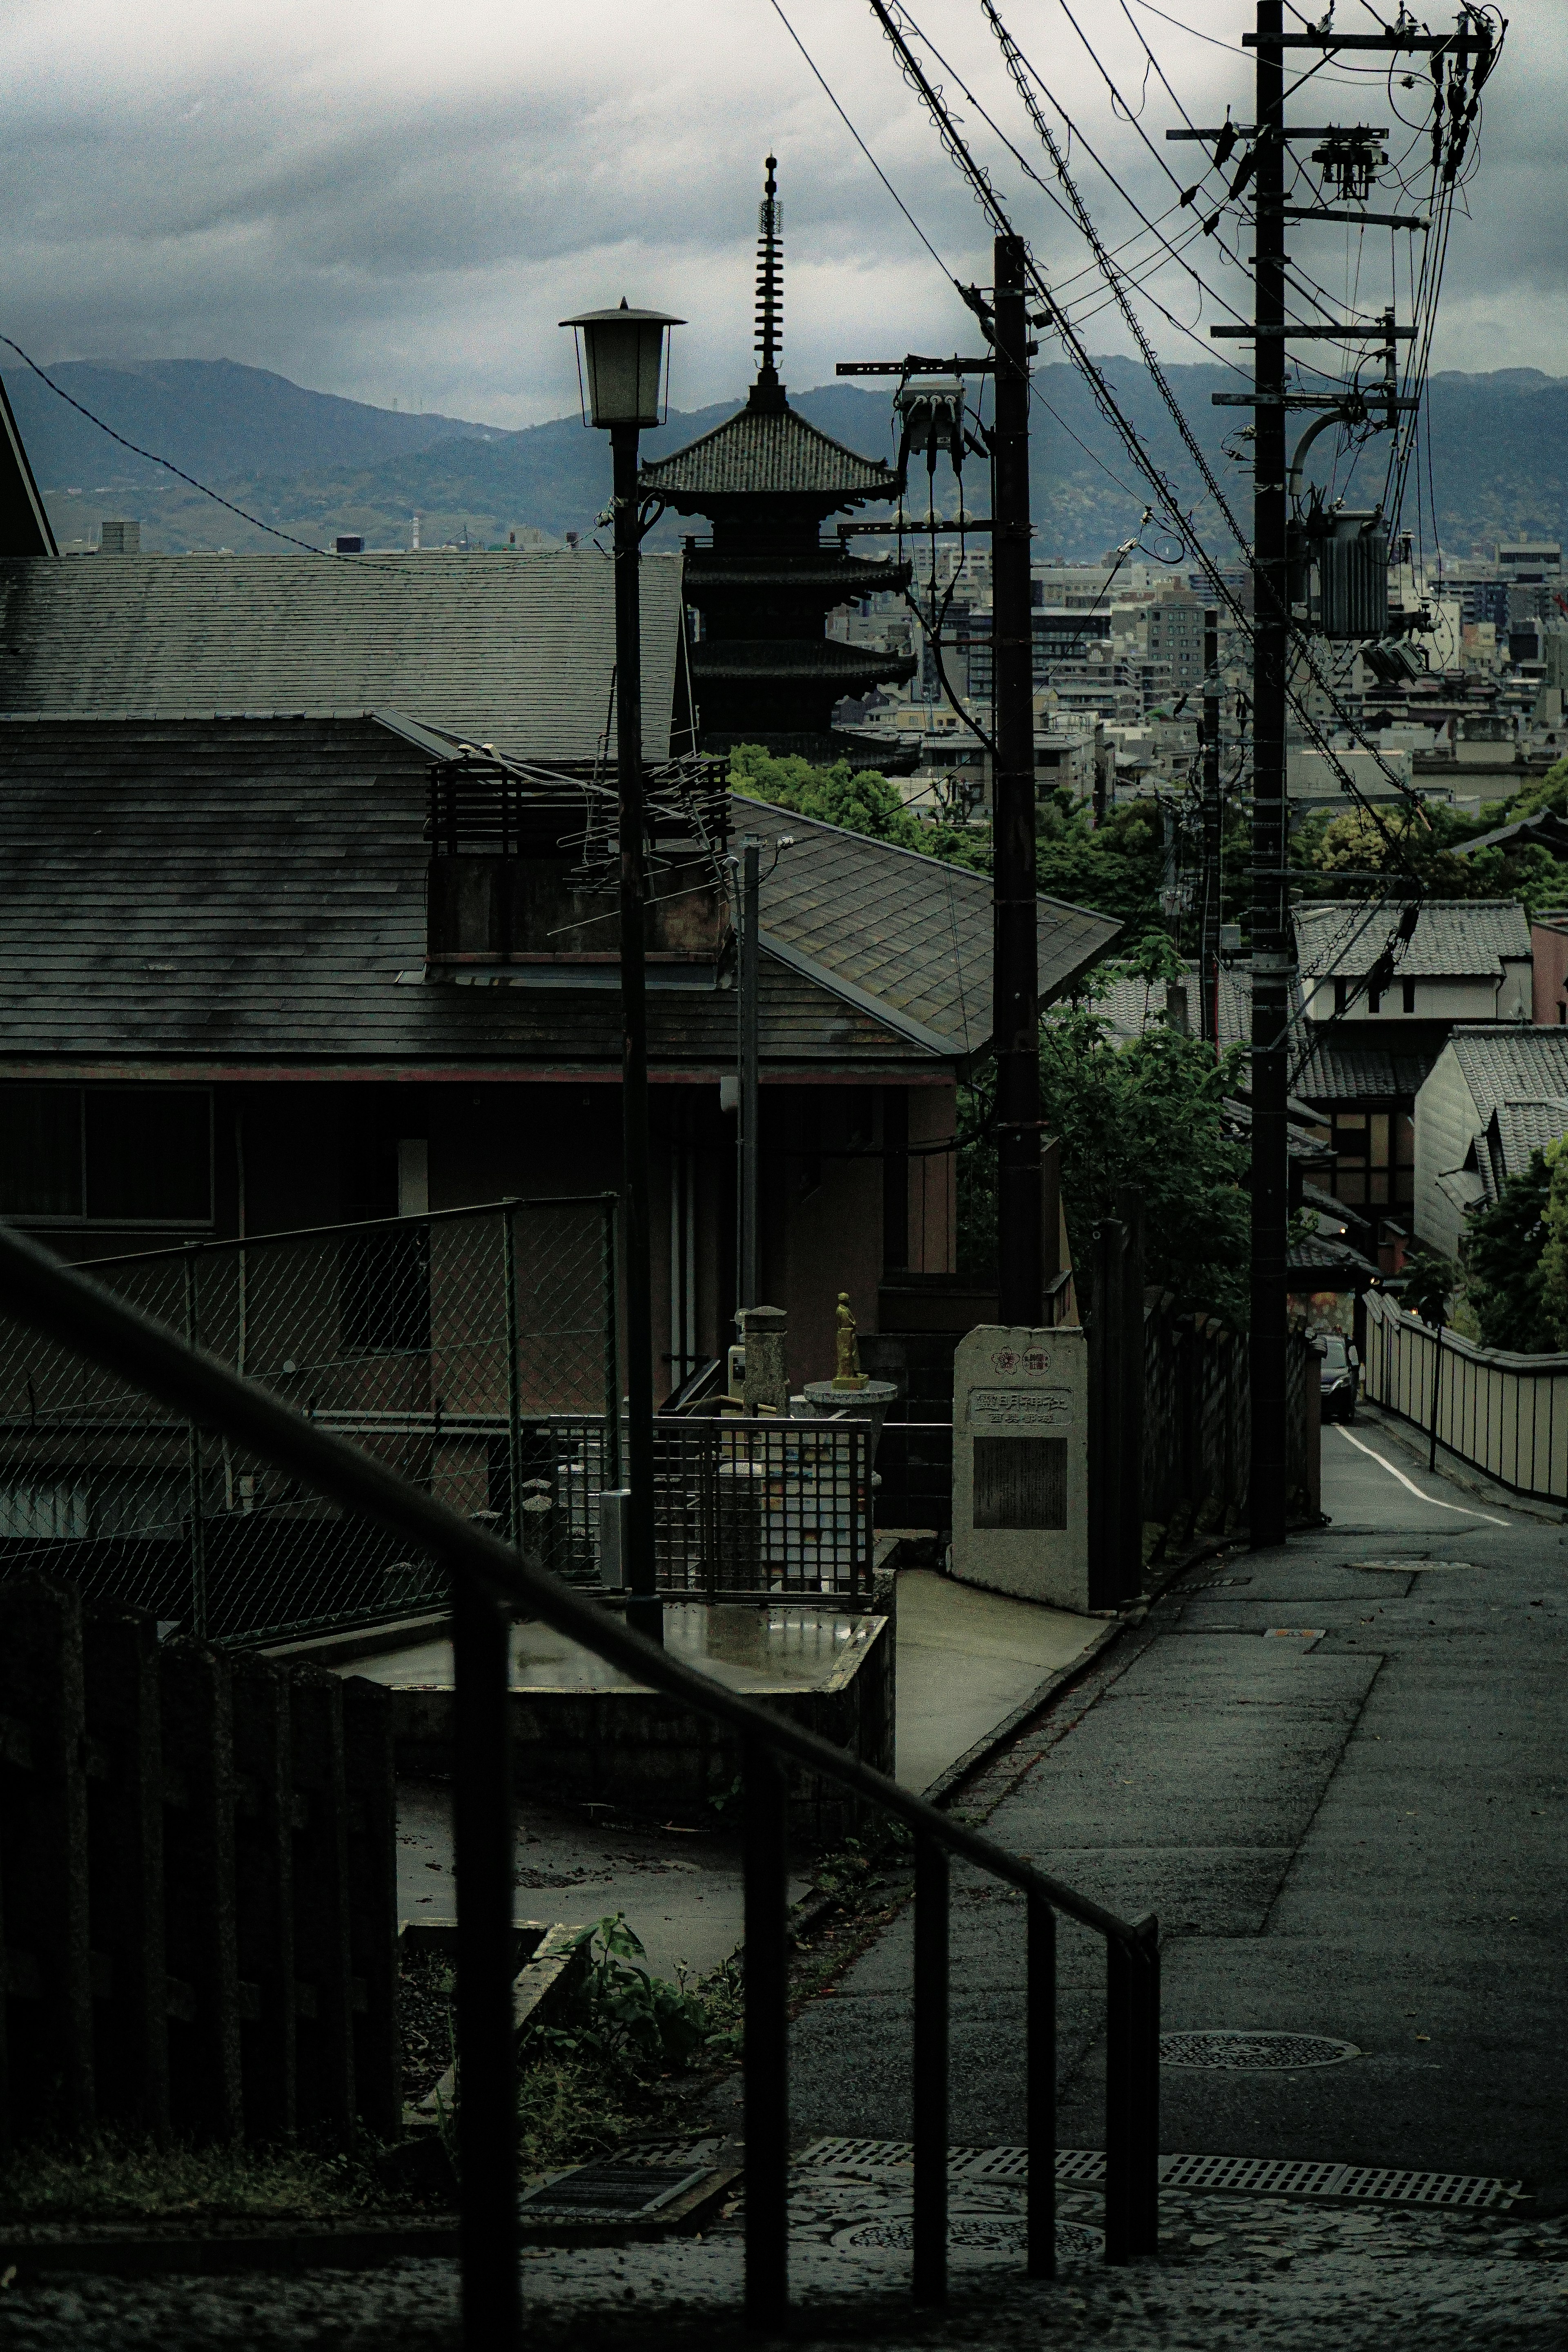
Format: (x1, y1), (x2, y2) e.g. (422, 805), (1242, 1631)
(0, 1218), (1160, 2332)
(79, 1192), (621, 1272)
(0, 1221), (1144, 1942)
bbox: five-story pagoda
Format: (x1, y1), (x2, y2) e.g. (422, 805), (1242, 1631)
(639, 158), (917, 768)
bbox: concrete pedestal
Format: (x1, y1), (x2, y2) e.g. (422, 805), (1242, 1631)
(799, 1379), (899, 1463)
(950, 1324), (1091, 1611)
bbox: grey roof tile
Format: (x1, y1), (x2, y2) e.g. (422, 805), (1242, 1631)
(1448, 1025), (1568, 1123)
(1491, 1096), (1568, 1183)
(640, 401), (897, 503)
(1295, 1036), (1441, 1102)
(1293, 897), (1531, 980)
(740, 793), (1122, 1059)
(0, 718), (1118, 1076)
(0, 550), (686, 762)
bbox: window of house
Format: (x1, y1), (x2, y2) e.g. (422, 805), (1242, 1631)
(1329, 1107), (1414, 1212)
(0, 1085), (214, 1225)
(1367, 987), (1382, 1015)
(1401, 979), (1417, 1013)
(1333, 977), (1348, 1017)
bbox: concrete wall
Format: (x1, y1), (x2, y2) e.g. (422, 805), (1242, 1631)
(388, 1597), (896, 1851)
(1302, 973), (1528, 1022)
(1413, 1044), (1482, 1255)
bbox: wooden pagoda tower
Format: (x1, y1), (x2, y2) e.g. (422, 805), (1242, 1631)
(639, 157), (917, 769)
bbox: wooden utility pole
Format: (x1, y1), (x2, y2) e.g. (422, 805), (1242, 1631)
(1247, 0), (1291, 1549)
(990, 232), (1043, 1328)
(1199, 606), (1222, 1048)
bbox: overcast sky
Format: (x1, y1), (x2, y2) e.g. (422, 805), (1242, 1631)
(0, 0), (1558, 428)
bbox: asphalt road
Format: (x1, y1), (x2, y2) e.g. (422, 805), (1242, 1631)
(782, 1413), (1568, 2208)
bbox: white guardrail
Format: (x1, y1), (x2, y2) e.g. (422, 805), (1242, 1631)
(1362, 1286), (1568, 1503)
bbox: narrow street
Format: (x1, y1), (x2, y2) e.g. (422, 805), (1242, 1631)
(776, 1407), (1568, 2205)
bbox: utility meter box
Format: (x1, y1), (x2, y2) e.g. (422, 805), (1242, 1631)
(950, 1324), (1090, 1612)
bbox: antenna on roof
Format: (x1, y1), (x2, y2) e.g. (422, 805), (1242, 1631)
(752, 154), (784, 408)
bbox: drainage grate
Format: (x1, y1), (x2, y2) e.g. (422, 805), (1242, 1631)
(519, 2160), (709, 2218)
(796, 2140), (1521, 2208)
(1160, 2031), (1360, 2070)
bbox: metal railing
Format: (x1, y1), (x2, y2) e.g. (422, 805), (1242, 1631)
(0, 1220), (1161, 2341)
(0, 1196), (617, 1644)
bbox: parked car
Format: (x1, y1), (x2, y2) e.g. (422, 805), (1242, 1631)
(1320, 1333), (1359, 1424)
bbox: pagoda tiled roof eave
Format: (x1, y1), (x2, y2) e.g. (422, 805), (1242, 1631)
(639, 396), (899, 506)
(691, 640), (918, 683)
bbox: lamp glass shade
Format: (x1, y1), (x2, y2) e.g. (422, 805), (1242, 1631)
(560, 302), (684, 428)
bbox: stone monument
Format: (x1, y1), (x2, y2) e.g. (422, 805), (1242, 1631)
(950, 1323), (1090, 1610)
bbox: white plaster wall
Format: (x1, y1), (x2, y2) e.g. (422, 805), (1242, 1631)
(1414, 1045), (1482, 1254)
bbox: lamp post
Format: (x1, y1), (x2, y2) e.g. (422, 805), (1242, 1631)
(561, 298), (683, 1644)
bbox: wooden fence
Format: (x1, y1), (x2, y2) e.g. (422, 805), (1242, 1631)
(1141, 1303), (1319, 1542)
(0, 1572), (399, 2151)
(1362, 1288), (1568, 1503)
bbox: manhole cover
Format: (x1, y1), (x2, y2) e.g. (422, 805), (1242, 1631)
(1160, 2031), (1360, 2071)
(833, 2215), (1103, 2258)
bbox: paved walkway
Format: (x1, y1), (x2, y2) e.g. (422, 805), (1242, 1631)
(892, 1568), (1102, 1792)
(768, 1427), (1568, 2207)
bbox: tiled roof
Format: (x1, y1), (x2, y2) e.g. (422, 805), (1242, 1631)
(1492, 1097), (1568, 1176)
(739, 792), (1123, 1060)
(0, 551), (686, 763)
(640, 400), (897, 506)
(1448, 1025), (1568, 1122)
(1099, 958), (1251, 1051)
(1295, 1035), (1446, 1103)
(1293, 898), (1531, 980)
(692, 639), (917, 683)
(0, 717), (1119, 1076)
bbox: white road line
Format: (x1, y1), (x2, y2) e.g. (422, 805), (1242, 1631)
(1334, 1425), (1510, 1527)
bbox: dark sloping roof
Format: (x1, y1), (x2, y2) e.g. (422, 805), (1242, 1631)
(1452, 810), (1568, 859)
(1447, 1026), (1568, 1123)
(1099, 958), (1251, 1052)
(0, 551), (686, 762)
(0, 716), (1093, 1078)
(737, 793), (1122, 1061)
(0, 379), (54, 557)
(640, 400), (897, 506)
(1294, 897), (1531, 980)
(1295, 1035), (1441, 1103)
(693, 639), (916, 683)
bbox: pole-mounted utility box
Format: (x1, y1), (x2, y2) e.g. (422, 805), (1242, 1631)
(950, 1323), (1090, 1610)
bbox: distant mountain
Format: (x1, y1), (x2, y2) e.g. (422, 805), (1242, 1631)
(2, 357), (486, 503)
(4, 353), (1564, 566)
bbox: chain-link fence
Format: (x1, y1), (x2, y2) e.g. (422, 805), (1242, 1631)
(0, 1195), (617, 1644)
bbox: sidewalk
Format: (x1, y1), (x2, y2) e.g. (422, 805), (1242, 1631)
(893, 1568), (1106, 1794)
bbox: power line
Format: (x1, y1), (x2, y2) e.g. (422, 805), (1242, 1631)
(0, 336), (334, 557)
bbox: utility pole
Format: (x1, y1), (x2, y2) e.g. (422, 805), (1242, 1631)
(1248, 0), (1291, 1550)
(991, 232), (1043, 1329)
(1199, 606), (1221, 1049)
(1185, 3), (1492, 1546)
(737, 837), (761, 1313)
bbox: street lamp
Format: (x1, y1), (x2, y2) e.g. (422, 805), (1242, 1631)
(560, 298), (683, 1646)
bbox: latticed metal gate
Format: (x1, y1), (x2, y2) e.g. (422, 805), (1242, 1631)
(0, 1194), (618, 1644)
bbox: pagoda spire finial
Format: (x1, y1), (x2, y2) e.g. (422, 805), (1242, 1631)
(751, 153), (785, 411)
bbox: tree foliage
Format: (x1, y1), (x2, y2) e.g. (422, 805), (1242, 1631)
(726, 744), (988, 870)
(960, 956), (1251, 1321)
(1464, 1144), (1563, 1352)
